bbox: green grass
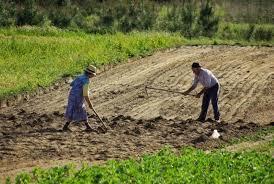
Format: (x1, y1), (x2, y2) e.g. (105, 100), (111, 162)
(0, 27), (185, 100)
(217, 22), (274, 42)
(228, 126), (274, 145)
(224, 126), (274, 156)
(9, 147), (273, 184)
(0, 26), (273, 100)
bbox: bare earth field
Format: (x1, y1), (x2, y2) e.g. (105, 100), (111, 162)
(0, 46), (273, 180)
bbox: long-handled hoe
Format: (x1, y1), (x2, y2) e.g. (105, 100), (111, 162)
(145, 86), (196, 97)
(90, 107), (108, 133)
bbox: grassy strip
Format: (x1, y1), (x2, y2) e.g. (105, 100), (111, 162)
(228, 126), (274, 145)
(223, 126), (274, 156)
(0, 27), (185, 100)
(226, 137), (274, 156)
(10, 147), (273, 184)
(0, 26), (273, 100)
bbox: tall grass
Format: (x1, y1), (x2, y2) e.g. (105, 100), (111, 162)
(0, 27), (185, 100)
(217, 22), (274, 41)
(10, 147), (274, 184)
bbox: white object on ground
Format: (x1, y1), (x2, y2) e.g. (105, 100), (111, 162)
(211, 129), (220, 139)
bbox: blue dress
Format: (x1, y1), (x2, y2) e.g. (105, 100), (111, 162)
(65, 74), (89, 122)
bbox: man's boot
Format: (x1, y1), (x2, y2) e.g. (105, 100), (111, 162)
(196, 117), (205, 123)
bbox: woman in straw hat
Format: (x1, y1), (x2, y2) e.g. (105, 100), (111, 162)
(63, 65), (97, 131)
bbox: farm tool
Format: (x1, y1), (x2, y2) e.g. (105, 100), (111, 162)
(89, 107), (108, 133)
(145, 86), (196, 97)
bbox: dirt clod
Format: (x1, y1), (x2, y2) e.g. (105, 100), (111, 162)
(192, 134), (209, 144)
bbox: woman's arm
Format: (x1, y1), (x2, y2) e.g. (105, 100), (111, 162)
(83, 84), (93, 109)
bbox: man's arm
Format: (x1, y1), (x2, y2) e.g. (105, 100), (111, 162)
(183, 76), (198, 95)
(183, 85), (196, 95)
(195, 71), (211, 98)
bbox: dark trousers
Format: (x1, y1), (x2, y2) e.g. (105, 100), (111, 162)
(199, 83), (220, 121)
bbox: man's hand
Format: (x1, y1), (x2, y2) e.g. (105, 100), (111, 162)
(196, 88), (207, 98)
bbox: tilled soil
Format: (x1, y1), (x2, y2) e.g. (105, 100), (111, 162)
(0, 46), (273, 180)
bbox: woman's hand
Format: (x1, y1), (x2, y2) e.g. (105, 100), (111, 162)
(195, 93), (202, 98)
(88, 103), (93, 109)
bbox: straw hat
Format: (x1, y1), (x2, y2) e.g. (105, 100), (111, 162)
(85, 65), (97, 75)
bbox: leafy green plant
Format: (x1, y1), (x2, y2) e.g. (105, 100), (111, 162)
(12, 147), (274, 184)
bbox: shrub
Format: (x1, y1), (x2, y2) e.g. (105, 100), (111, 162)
(49, 9), (73, 28)
(197, 0), (219, 37)
(0, 0), (15, 26)
(82, 15), (101, 33)
(114, 1), (156, 33)
(97, 9), (115, 34)
(245, 24), (255, 41)
(254, 27), (273, 41)
(15, 0), (45, 26)
(179, 1), (197, 38)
